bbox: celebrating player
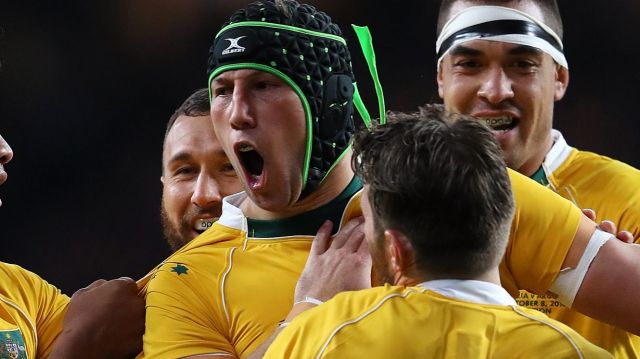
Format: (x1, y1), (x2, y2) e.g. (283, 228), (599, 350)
(435, 1), (640, 355)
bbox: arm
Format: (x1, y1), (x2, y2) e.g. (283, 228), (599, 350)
(143, 261), (236, 358)
(48, 277), (145, 359)
(572, 237), (640, 334)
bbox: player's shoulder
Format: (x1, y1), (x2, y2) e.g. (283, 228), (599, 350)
(565, 149), (640, 181)
(0, 262), (46, 293)
(0, 261), (66, 312)
(309, 285), (418, 322)
(146, 225), (241, 292)
(506, 306), (613, 358)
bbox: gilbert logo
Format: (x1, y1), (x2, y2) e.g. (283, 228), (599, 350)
(222, 36), (247, 55)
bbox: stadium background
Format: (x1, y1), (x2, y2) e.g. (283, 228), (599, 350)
(0, 1), (638, 293)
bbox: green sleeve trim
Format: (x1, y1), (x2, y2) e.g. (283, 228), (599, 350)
(208, 63), (313, 190)
(217, 21), (347, 45)
(352, 24), (386, 124)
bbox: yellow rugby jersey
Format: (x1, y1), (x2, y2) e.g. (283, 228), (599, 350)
(264, 281), (611, 359)
(142, 177), (364, 358)
(519, 130), (640, 358)
(140, 171), (583, 358)
(501, 168), (582, 296)
(0, 262), (69, 359)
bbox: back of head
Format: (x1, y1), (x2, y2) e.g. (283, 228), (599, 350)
(353, 105), (515, 279)
(437, 0), (563, 40)
(164, 88), (210, 139)
(207, 0), (356, 197)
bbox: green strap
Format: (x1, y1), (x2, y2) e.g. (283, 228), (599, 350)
(352, 25), (386, 125)
(352, 83), (371, 128)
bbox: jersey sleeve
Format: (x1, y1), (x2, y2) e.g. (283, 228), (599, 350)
(143, 260), (236, 358)
(0, 262), (69, 358)
(264, 305), (329, 359)
(500, 170), (582, 296)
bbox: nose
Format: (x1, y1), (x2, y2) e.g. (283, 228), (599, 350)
(477, 66), (514, 105)
(228, 85), (256, 131)
(0, 135), (14, 165)
(191, 173), (223, 209)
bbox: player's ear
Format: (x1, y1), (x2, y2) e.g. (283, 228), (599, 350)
(554, 65), (569, 101)
(160, 176), (165, 184)
(437, 64), (445, 99)
(384, 229), (414, 277)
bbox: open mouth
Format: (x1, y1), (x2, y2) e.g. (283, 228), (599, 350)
(479, 116), (519, 132)
(194, 217), (218, 234)
(237, 144), (265, 189)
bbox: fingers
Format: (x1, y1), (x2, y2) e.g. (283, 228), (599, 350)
(618, 230), (635, 244)
(342, 224), (365, 252)
(356, 232), (370, 255)
(599, 220), (617, 235)
(331, 217), (364, 249)
(582, 208), (596, 221)
(79, 279), (107, 292)
(311, 220), (333, 254)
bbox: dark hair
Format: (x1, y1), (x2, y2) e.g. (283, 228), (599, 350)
(164, 88), (210, 140)
(352, 105), (515, 279)
(437, 0), (563, 40)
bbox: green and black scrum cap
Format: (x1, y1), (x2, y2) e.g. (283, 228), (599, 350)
(207, 0), (385, 197)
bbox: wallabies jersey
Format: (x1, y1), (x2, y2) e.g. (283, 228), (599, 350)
(0, 262), (69, 359)
(519, 130), (640, 357)
(141, 171), (586, 358)
(265, 281), (611, 358)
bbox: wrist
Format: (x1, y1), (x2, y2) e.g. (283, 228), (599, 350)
(283, 296), (324, 324)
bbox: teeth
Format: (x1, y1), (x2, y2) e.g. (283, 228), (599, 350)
(238, 144), (254, 152)
(480, 117), (513, 128)
(194, 218), (218, 232)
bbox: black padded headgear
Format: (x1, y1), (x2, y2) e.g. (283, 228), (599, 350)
(207, 0), (356, 198)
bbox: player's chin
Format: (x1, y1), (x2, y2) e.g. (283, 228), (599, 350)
(247, 186), (300, 212)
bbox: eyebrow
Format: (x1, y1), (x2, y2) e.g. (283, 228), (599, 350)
(508, 45), (543, 56)
(449, 45), (483, 57)
(167, 152), (193, 165)
(168, 148), (229, 165)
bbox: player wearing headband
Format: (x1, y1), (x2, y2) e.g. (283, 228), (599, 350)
(161, 88), (243, 252)
(436, 1), (640, 356)
(263, 107), (611, 359)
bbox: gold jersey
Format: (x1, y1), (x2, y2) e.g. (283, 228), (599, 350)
(141, 171), (584, 358)
(265, 282), (611, 359)
(519, 130), (640, 358)
(0, 262), (69, 359)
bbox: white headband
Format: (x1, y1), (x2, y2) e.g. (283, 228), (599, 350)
(436, 6), (568, 69)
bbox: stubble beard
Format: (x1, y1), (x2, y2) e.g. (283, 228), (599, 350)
(160, 206), (190, 253)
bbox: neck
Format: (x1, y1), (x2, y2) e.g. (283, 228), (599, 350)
(516, 131), (553, 177)
(397, 267), (502, 287)
(241, 151), (354, 220)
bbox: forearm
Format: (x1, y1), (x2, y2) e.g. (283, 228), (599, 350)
(572, 239), (640, 334)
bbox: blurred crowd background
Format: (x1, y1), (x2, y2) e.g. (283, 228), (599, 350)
(1, 1), (638, 293)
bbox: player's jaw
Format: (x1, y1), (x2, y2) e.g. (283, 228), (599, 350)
(162, 205), (221, 252)
(230, 136), (303, 212)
